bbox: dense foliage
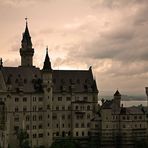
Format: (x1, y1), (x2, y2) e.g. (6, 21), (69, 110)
(50, 139), (81, 148)
(16, 129), (30, 148)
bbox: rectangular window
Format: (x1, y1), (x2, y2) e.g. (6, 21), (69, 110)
(38, 133), (43, 138)
(15, 107), (19, 112)
(38, 107), (43, 111)
(68, 115), (71, 119)
(56, 106), (59, 110)
(33, 97), (36, 102)
(83, 97), (87, 101)
(23, 97), (27, 102)
(39, 97), (43, 102)
(68, 124), (71, 128)
(14, 126), (19, 131)
(15, 98), (19, 102)
(66, 97), (71, 101)
(58, 97), (62, 101)
(26, 115), (30, 121)
(33, 115), (36, 121)
(134, 116), (137, 120)
(14, 117), (19, 122)
(76, 123), (79, 128)
(39, 115), (42, 121)
(81, 123), (84, 128)
(33, 106), (36, 111)
(33, 125), (36, 129)
(33, 134), (37, 138)
(39, 124), (43, 129)
(62, 115), (65, 120)
(52, 114), (57, 120)
(23, 106), (27, 112)
(68, 106), (71, 110)
(122, 116), (125, 120)
(26, 125), (29, 130)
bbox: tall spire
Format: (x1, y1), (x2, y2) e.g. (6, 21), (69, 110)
(43, 46), (52, 71)
(21, 17), (32, 49)
(20, 18), (34, 67)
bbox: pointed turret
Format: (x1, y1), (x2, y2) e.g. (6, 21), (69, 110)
(114, 90), (121, 96)
(20, 18), (34, 67)
(113, 90), (121, 110)
(43, 47), (52, 71)
(21, 20), (32, 48)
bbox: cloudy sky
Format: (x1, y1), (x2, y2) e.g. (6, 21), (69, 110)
(0, 0), (148, 96)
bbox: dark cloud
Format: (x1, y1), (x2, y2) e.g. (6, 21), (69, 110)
(89, 0), (147, 9)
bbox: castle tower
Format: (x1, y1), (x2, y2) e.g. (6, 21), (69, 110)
(20, 19), (34, 66)
(42, 47), (53, 146)
(43, 47), (52, 71)
(113, 90), (121, 110)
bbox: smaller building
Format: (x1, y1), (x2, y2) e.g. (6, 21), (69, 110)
(100, 90), (148, 148)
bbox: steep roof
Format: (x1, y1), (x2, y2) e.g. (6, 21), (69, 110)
(52, 69), (98, 93)
(43, 48), (52, 71)
(1, 66), (42, 93)
(120, 106), (144, 115)
(0, 67), (98, 94)
(21, 22), (32, 48)
(101, 100), (113, 109)
(114, 90), (121, 96)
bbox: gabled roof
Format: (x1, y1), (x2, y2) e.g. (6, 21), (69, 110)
(114, 90), (121, 96)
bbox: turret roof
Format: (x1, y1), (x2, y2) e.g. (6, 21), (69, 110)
(114, 90), (121, 96)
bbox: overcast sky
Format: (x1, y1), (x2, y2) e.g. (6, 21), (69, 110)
(0, 0), (148, 96)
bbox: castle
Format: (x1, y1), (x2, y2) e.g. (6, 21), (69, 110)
(0, 21), (98, 148)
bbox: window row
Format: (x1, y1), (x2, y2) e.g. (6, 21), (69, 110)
(55, 96), (88, 101)
(15, 97), (43, 102)
(75, 122), (90, 128)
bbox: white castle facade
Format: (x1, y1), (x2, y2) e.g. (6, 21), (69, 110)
(0, 22), (99, 148)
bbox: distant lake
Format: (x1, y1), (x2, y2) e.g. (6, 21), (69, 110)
(98, 100), (148, 107)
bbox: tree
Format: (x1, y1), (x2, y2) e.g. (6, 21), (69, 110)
(134, 139), (148, 148)
(50, 139), (81, 148)
(16, 129), (30, 148)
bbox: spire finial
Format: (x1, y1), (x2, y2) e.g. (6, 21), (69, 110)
(46, 46), (48, 54)
(25, 17), (28, 26)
